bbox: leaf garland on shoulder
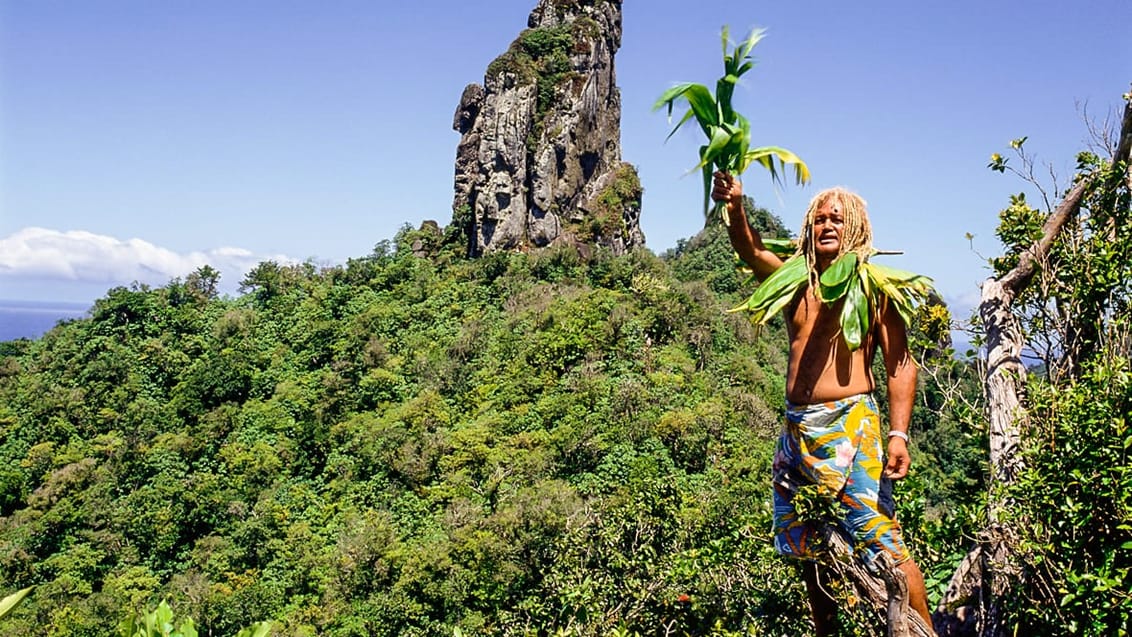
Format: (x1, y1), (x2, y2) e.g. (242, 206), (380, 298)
(730, 245), (938, 351)
(731, 254), (809, 325)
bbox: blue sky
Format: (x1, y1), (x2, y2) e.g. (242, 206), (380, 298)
(1, 0), (1129, 324)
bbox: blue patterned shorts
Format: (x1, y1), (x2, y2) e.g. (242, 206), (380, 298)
(772, 394), (909, 566)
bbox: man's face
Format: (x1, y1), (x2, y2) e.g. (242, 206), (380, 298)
(811, 199), (845, 263)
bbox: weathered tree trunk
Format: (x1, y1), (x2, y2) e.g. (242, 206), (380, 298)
(935, 89), (1132, 637)
(933, 182), (1086, 637)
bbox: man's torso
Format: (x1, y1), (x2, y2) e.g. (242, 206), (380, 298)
(785, 286), (877, 404)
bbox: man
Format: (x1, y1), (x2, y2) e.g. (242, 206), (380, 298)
(711, 172), (934, 635)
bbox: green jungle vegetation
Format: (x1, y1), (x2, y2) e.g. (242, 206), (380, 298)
(0, 165), (1129, 636)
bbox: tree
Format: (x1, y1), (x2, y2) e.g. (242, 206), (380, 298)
(185, 266), (221, 302)
(935, 89), (1132, 637)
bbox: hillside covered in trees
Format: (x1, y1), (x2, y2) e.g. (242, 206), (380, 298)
(0, 202), (993, 635)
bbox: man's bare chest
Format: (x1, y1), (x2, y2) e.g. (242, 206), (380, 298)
(787, 289), (845, 341)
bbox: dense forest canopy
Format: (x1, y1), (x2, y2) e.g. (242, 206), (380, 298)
(0, 201), (989, 635)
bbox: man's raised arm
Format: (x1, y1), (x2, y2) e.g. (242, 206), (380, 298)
(711, 172), (785, 280)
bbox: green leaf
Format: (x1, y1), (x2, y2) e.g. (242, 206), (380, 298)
(745, 146), (811, 185)
(865, 261), (933, 286)
(735, 113), (751, 172)
(856, 275), (870, 329)
(652, 82), (697, 112)
(653, 82), (718, 138)
(0, 586), (32, 620)
(862, 262), (937, 328)
(762, 238), (797, 258)
(655, 25), (808, 228)
(736, 27), (766, 61)
(696, 126), (732, 170)
(818, 253), (858, 303)
(820, 252), (857, 287)
(663, 108), (697, 143)
(731, 255), (808, 323)
(682, 84), (719, 131)
(840, 276), (867, 349)
(872, 282), (913, 326)
(717, 77), (736, 123)
(156, 601), (175, 634)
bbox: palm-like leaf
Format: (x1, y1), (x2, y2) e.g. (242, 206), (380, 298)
(662, 108), (697, 143)
(656, 25), (809, 223)
(863, 262), (936, 328)
(762, 238), (797, 259)
(653, 83), (718, 139)
(744, 146), (811, 186)
(729, 254), (808, 322)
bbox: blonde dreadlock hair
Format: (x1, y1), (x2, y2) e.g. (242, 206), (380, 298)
(798, 187), (873, 287)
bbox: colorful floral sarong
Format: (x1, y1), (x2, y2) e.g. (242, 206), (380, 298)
(772, 393), (909, 566)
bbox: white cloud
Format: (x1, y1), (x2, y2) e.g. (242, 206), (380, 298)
(0, 227), (296, 291)
(942, 288), (983, 323)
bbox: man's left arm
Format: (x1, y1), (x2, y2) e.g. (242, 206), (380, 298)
(877, 298), (917, 479)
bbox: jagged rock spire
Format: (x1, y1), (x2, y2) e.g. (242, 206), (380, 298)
(452, 0), (644, 257)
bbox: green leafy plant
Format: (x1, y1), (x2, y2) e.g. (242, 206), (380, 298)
(119, 601), (272, 637)
(119, 601), (198, 637)
(654, 25), (810, 222)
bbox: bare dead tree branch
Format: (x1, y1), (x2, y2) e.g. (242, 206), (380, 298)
(997, 182), (1087, 297)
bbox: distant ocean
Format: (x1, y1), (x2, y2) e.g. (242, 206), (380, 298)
(0, 299), (90, 342)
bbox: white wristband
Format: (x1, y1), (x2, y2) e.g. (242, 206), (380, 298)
(888, 430), (910, 442)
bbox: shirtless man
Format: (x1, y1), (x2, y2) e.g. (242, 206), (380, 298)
(712, 172), (933, 635)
